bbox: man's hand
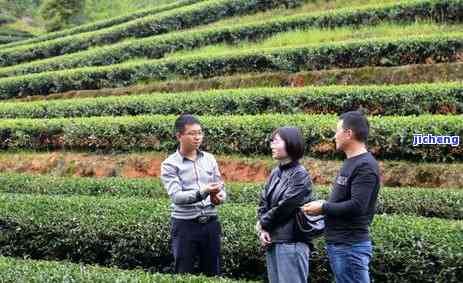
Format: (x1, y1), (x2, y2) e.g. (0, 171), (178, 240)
(211, 189), (225, 205)
(201, 182), (221, 194)
(302, 200), (326, 216)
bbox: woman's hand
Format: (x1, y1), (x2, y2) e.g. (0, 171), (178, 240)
(259, 230), (272, 247)
(256, 221), (272, 247)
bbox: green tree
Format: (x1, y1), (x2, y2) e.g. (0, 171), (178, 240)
(39, 0), (84, 32)
(0, 0), (41, 18)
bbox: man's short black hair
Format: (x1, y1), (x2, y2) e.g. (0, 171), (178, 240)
(339, 111), (370, 143)
(271, 127), (305, 161)
(174, 114), (201, 135)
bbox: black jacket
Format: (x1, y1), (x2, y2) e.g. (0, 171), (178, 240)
(258, 160), (313, 243)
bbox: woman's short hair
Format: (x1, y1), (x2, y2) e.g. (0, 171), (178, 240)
(271, 127), (305, 161)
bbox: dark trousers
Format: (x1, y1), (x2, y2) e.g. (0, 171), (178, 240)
(171, 217), (222, 276)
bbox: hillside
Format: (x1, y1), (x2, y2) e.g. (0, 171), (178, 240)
(0, 0), (461, 282)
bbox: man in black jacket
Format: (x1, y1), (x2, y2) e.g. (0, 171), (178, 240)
(303, 111), (380, 283)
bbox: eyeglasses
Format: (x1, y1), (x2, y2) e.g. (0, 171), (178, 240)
(184, 131), (204, 137)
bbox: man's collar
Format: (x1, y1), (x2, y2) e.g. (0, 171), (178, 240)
(176, 148), (204, 162)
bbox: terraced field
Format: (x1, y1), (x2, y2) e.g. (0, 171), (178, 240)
(0, 0), (461, 282)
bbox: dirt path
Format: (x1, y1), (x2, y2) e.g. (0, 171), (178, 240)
(0, 151), (461, 188)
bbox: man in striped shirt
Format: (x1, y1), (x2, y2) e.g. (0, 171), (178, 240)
(161, 114), (226, 276)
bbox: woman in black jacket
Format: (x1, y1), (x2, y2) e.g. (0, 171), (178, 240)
(257, 127), (313, 283)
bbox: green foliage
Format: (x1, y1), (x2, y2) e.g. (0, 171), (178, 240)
(0, 83), (462, 118)
(0, 0), (201, 50)
(1, 32), (463, 98)
(1, 0), (462, 73)
(39, 0), (85, 32)
(0, 257), (256, 282)
(83, 0), (181, 23)
(0, 14), (15, 25)
(0, 114), (460, 161)
(0, 28), (33, 38)
(0, 0), (303, 66)
(0, 173), (461, 219)
(0, 35), (28, 44)
(0, 28), (34, 44)
(0, 0), (40, 18)
(0, 194), (461, 281)
(0, 1), (460, 283)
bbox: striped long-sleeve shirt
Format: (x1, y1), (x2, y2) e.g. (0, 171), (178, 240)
(161, 149), (227, 219)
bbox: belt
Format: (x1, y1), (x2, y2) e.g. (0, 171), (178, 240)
(193, 215), (218, 224)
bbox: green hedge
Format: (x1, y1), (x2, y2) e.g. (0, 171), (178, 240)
(0, 194), (461, 282)
(205, 184), (463, 220)
(7, 63), (462, 102)
(0, 114), (461, 161)
(0, 36), (27, 45)
(0, 0), (302, 68)
(0, 14), (15, 25)
(0, 28), (33, 38)
(0, 257), (256, 283)
(227, 183), (463, 220)
(0, 29), (33, 45)
(0, 83), (462, 118)
(1, 32), (462, 98)
(0, 0), (202, 50)
(0, 173), (461, 219)
(1, 0), (462, 78)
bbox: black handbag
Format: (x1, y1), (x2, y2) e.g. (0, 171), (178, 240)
(295, 208), (325, 241)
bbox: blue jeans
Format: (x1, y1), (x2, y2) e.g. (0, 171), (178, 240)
(266, 242), (310, 283)
(326, 241), (373, 283)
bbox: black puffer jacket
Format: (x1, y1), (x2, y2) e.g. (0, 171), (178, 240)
(258, 160), (313, 243)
